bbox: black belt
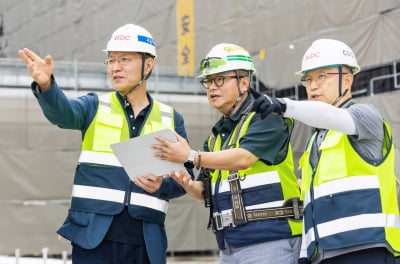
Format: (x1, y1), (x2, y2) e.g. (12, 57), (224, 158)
(212, 198), (303, 231)
(213, 172), (303, 231)
(247, 197), (303, 221)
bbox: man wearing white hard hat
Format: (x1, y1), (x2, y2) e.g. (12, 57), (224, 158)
(153, 43), (302, 263)
(251, 39), (400, 264)
(18, 23), (188, 264)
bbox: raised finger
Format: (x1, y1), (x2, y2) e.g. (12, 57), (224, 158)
(17, 49), (32, 65)
(22, 48), (42, 62)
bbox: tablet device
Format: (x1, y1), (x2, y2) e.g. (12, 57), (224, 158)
(111, 128), (185, 179)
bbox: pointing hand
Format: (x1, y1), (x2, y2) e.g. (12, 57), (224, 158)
(249, 88), (287, 119)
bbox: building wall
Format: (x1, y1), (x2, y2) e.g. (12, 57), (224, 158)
(1, 0), (400, 88)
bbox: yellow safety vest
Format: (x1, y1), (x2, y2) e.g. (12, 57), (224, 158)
(71, 92), (175, 222)
(208, 112), (302, 249)
(299, 120), (400, 260)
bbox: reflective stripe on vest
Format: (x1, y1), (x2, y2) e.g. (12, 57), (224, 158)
(303, 175), (380, 206)
(158, 102), (173, 126)
(304, 213), (400, 250)
(78, 150), (122, 167)
(212, 171), (285, 208)
(72, 184), (125, 203)
(213, 170), (280, 194)
(71, 185), (169, 213)
(130, 193), (169, 213)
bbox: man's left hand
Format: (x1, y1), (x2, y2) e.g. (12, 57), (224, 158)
(250, 88), (287, 119)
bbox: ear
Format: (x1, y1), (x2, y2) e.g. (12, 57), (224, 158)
(343, 73), (354, 91)
(240, 76), (251, 93)
(144, 57), (155, 75)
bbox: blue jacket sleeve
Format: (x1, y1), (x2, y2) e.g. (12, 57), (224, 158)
(31, 77), (98, 131)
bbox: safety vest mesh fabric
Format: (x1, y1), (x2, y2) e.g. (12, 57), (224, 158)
(299, 120), (400, 260)
(72, 92), (175, 223)
(208, 113), (302, 248)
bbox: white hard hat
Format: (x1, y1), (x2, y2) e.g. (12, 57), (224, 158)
(296, 39), (360, 76)
(103, 24), (157, 57)
(198, 43), (256, 78)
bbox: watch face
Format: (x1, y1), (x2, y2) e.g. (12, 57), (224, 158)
(184, 160), (194, 169)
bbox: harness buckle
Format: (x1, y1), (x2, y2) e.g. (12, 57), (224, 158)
(282, 197), (304, 220)
(213, 211), (235, 231)
(227, 172), (240, 182)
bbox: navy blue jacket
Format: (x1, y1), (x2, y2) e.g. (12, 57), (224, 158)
(32, 78), (187, 264)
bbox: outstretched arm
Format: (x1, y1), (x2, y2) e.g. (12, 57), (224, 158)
(250, 89), (357, 135)
(283, 98), (356, 135)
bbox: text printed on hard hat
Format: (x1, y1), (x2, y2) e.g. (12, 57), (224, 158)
(114, 35), (131, 41)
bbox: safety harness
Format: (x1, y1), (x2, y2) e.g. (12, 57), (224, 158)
(206, 102), (303, 232)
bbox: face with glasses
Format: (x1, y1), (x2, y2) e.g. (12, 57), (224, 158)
(201, 71), (249, 115)
(302, 67), (353, 104)
(200, 75), (241, 89)
(106, 51), (154, 93)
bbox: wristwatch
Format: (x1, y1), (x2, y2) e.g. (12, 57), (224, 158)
(184, 150), (196, 169)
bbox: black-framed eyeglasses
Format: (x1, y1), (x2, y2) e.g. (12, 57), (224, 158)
(301, 72), (350, 87)
(200, 75), (242, 89)
(104, 56), (142, 67)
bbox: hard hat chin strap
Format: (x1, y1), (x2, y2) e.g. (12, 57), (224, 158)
(123, 53), (152, 99)
(225, 70), (247, 117)
(331, 66), (346, 106)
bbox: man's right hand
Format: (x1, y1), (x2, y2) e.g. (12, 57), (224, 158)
(165, 170), (193, 188)
(18, 48), (54, 91)
(165, 170), (206, 203)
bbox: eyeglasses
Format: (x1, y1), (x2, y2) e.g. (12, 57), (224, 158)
(301, 72), (350, 87)
(105, 56), (141, 67)
(199, 57), (226, 71)
(200, 75), (241, 89)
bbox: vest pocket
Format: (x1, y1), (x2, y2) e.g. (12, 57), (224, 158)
(92, 113), (123, 152)
(68, 209), (90, 227)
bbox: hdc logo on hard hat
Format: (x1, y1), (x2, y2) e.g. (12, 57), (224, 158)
(114, 35), (131, 41)
(305, 52), (320, 61)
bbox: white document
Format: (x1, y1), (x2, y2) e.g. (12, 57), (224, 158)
(111, 128), (185, 180)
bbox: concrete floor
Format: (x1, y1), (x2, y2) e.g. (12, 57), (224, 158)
(167, 255), (219, 264)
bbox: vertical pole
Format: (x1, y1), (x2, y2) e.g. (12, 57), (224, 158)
(62, 250), (68, 264)
(74, 58), (78, 91)
(15, 248), (20, 264)
(42, 247), (48, 264)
